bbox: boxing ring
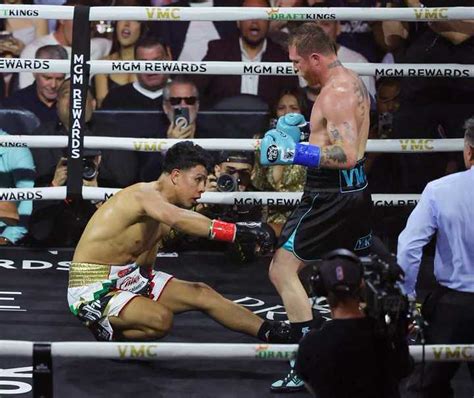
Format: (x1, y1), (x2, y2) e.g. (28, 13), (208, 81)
(0, 3), (473, 397)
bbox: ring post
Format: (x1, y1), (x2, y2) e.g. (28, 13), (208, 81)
(33, 343), (53, 398)
(66, 5), (91, 201)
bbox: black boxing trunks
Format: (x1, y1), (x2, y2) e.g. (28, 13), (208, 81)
(278, 159), (372, 260)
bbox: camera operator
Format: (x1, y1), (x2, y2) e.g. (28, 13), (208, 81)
(161, 151), (276, 262)
(295, 249), (413, 398)
(28, 149), (103, 247)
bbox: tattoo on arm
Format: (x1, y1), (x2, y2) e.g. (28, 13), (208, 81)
(329, 126), (342, 141)
(322, 146), (347, 165)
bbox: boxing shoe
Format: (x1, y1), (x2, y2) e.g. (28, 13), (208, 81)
(270, 360), (305, 393)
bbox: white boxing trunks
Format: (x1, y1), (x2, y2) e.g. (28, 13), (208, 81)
(68, 262), (173, 341)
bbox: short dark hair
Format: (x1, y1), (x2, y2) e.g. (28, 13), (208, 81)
(288, 22), (337, 57)
(163, 141), (213, 173)
(135, 32), (167, 54)
(464, 116), (474, 148)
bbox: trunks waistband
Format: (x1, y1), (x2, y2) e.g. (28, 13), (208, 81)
(69, 262), (111, 288)
(305, 158), (368, 193)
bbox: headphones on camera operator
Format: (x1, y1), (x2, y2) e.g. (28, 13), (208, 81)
(311, 248), (364, 298)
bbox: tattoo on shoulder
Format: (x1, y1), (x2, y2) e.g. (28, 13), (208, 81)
(322, 146), (347, 164)
(328, 60), (342, 69)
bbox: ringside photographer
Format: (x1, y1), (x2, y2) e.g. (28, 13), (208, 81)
(296, 249), (413, 398)
(161, 151), (276, 263)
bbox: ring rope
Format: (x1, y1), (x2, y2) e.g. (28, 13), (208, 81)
(0, 187), (420, 207)
(2, 59), (473, 78)
(0, 5), (473, 22)
(0, 136), (464, 153)
(0, 341), (472, 363)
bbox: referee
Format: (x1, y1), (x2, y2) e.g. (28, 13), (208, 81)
(397, 116), (474, 397)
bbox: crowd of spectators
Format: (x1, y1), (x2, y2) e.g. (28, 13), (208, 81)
(0, 0), (472, 252)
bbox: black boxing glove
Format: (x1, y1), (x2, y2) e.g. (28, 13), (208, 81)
(209, 220), (276, 255)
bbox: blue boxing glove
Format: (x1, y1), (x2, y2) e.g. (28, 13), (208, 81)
(260, 128), (321, 167)
(276, 113), (308, 142)
(260, 129), (296, 165)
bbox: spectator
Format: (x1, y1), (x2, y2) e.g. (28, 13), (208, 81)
(192, 0), (299, 109)
(139, 76), (201, 182)
(101, 33), (170, 109)
(382, 0), (474, 192)
(252, 88), (307, 237)
(397, 116), (474, 397)
(94, 19), (145, 107)
(28, 148), (103, 247)
(19, 0), (112, 89)
(0, 129), (36, 245)
(149, 0), (240, 61)
(3, 45), (68, 124)
(31, 79), (138, 189)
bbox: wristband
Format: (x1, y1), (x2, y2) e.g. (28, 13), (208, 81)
(294, 143), (321, 168)
(209, 220), (236, 242)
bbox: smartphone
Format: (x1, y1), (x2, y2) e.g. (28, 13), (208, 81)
(173, 107), (190, 129)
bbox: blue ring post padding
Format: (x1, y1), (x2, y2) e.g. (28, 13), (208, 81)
(294, 143), (321, 168)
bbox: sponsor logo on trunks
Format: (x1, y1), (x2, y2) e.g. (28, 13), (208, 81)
(243, 64), (296, 75)
(432, 346), (473, 361)
(341, 165), (366, 189)
(0, 142), (27, 147)
(117, 344), (159, 359)
(0, 8), (39, 17)
(413, 7), (448, 20)
(375, 68), (469, 78)
(399, 139), (434, 152)
(111, 61), (207, 73)
(266, 7), (336, 21)
(133, 140), (166, 152)
(119, 274), (146, 291)
(255, 345), (296, 360)
(0, 59), (50, 71)
(0, 191), (43, 201)
(266, 144), (279, 163)
(145, 7), (180, 20)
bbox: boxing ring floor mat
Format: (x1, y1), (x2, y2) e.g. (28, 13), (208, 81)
(0, 248), (472, 397)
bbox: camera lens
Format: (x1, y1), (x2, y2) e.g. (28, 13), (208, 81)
(216, 174), (237, 192)
(82, 158), (98, 181)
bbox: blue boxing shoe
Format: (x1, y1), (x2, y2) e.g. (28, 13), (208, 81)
(270, 360), (305, 393)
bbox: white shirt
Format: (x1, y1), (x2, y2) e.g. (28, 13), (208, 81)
(133, 82), (164, 100)
(178, 0), (220, 62)
(19, 33), (112, 88)
(240, 38), (267, 96)
(337, 45), (376, 99)
(398, 166), (474, 297)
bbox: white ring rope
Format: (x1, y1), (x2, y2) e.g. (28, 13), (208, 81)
(0, 187), (420, 207)
(0, 5), (473, 22)
(0, 341), (472, 363)
(0, 136), (464, 153)
(2, 59), (473, 79)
